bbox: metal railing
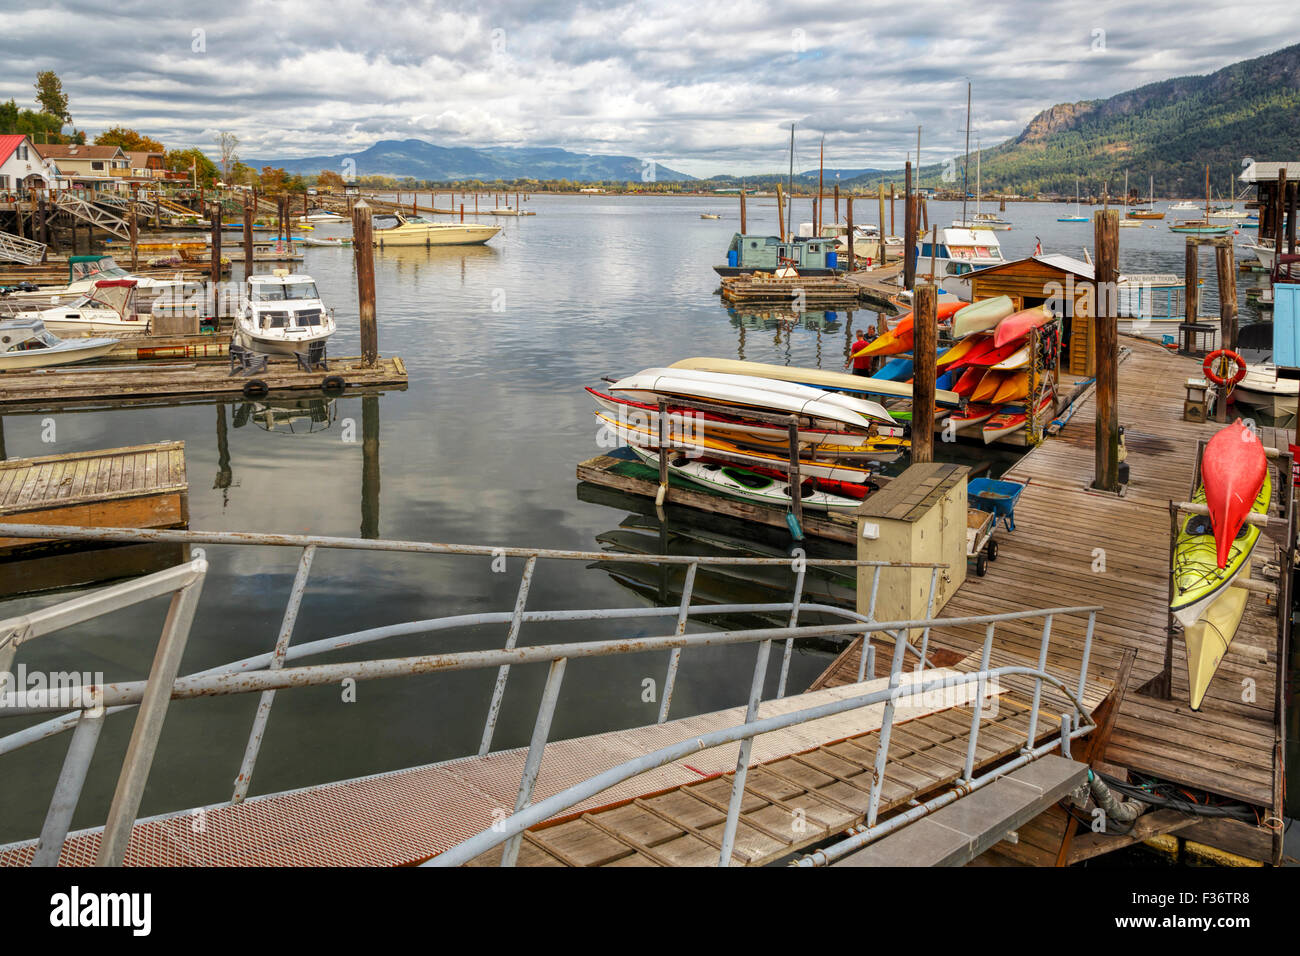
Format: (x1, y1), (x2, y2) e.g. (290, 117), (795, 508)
(0, 524), (1095, 868)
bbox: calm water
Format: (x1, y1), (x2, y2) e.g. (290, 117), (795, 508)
(0, 194), (1284, 842)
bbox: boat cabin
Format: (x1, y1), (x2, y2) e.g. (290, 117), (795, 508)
(720, 233), (838, 275)
(245, 274), (325, 328)
(0, 318), (61, 354)
(67, 255), (132, 285)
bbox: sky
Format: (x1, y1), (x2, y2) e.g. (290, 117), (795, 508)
(2, 0), (1298, 176)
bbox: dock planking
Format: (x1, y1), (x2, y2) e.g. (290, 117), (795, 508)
(810, 338), (1286, 863)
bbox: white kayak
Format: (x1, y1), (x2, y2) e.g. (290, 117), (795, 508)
(992, 346), (1030, 371)
(628, 445), (863, 512)
(610, 367), (893, 431)
(952, 295), (1016, 339)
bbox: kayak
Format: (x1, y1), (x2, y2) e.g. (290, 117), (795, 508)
(962, 336), (1028, 368)
(991, 371), (1029, 404)
(627, 445), (864, 512)
(952, 366), (987, 398)
(952, 296), (1015, 339)
(992, 345), (1030, 371)
(1183, 573), (1250, 711)
(1201, 420), (1268, 569)
(587, 388), (888, 451)
(1170, 472), (1271, 628)
(982, 390), (1054, 443)
(993, 306), (1052, 348)
(936, 335), (988, 369)
(949, 403), (998, 432)
(858, 301), (967, 357)
(875, 357), (914, 381)
(597, 412), (878, 482)
(666, 357), (963, 405)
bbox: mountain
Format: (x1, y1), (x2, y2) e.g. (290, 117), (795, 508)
(841, 43), (1300, 197)
(246, 139), (693, 183)
(797, 167), (885, 181)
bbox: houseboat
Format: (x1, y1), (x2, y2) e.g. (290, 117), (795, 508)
(715, 233), (840, 277)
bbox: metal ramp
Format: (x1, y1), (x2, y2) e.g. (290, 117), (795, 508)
(0, 229), (47, 265)
(829, 755), (1088, 866)
(0, 524), (1106, 868)
(52, 193), (130, 239)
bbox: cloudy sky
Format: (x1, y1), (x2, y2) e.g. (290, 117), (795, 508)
(2, 0), (1297, 175)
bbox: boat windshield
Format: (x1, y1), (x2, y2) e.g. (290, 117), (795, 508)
(253, 282), (319, 301)
(6, 329), (61, 351)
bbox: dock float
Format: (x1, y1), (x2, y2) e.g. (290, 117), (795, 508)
(809, 337), (1290, 866)
(0, 356), (407, 412)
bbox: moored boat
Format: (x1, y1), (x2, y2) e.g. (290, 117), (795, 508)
(372, 211), (500, 246)
(0, 318), (118, 371)
(235, 272), (336, 356)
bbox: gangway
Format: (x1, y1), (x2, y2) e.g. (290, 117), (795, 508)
(0, 525), (1106, 867)
(0, 230), (47, 265)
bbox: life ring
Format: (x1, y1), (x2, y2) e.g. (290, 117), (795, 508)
(1203, 349), (1247, 387)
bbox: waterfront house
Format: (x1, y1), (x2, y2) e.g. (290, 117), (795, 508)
(0, 134), (62, 198)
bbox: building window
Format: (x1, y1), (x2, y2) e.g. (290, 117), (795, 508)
(0, 175), (9, 189)
(92, 161), (104, 171)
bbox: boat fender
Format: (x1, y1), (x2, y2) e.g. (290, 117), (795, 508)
(785, 512), (804, 541)
(321, 374), (347, 392)
(242, 379), (269, 398)
(1202, 349), (1247, 387)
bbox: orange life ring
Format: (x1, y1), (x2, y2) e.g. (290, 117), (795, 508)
(1203, 349), (1247, 387)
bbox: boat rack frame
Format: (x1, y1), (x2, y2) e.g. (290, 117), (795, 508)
(0, 524), (1096, 868)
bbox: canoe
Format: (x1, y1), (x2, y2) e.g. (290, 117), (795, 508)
(609, 368), (892, 431)
(1201, 420), (1268, 569)
(982, 391), (1054, 443)
(627, 445), (863, 512)
(598, 412), (877, 482)
(587, 388), (888, 451)
(1170, 472), (1271, 628)
(936, 335), (988, 369)
(993, 307), (1052, 348)
(667, 357), (962, 405)
(952, 296), (1015, 339)
(1183, 573), (1250, 711)
(992, 346), (1030, 371)
(952, 366), (987, 398)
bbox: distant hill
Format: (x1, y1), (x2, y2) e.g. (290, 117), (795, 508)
(246, 138), (694, 183)
(841, 42), (1300, 198)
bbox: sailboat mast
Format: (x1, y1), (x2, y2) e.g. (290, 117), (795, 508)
(1205, 164), (1210, 217)
(975, 142), (981, 218)
(962, 82), (971, 226)
(787, 123), (794, 241)
(817, 135), (824, 234)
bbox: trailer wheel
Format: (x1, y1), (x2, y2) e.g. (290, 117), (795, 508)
(976, 554), (988, 577)
(242, 379), (269, 398)
(987, 538), (998, 561)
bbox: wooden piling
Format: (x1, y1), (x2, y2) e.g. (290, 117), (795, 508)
(776, 183), (786, 242)
(903, 163), (915, 290)
(209, 203), (222, 318)
(833, 184), (839, 225)
(1092, 209), (1120, 492)
(740, 190), (747, 233)
(889, 182), (895, 235)
(912, 282), (937, 463)
(846, 198), (854, 267)
(1185, 240), (1200, 325)
(1215, 239), (1238, 356)
(460, 203), (464, 223)
(787, 420), (803, 531)
(243, 199), (254, 278)
(877, 183), (887, 265)
(1288, 180), (1297, 256)
(1276, 169), (1287, 267)
(129, 200), (139, 272)
(352, 200), (378, 368)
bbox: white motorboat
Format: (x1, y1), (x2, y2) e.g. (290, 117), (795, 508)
(372, 212), (500, 247)
(1209, 207), (1248, 221)
(0, 318), (118, 371)
(1246, 238), (1276, 270)
(297, 209), (348, 223)
(1169, 200), (1201, 211)
(912, 227), (1006, 301)
(1232, 363), (1298, 420)
(235, 272), (336, 356)
(12, 279), (151, 336)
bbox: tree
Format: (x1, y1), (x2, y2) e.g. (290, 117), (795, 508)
(0, 98), (67, 141)
(218, 131), (239, 180)
(94, 126), (164, 153)
(258, 165), (288, 192)
(317, 169), (346, 191)
(165, 147), (218, 187)
(34, 71), (70, 123)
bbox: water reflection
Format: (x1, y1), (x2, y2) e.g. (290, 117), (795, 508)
(232, 396), (339, 436)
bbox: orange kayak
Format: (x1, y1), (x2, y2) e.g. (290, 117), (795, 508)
(936, 334), (987, 369)
(952, 366), (987, 398)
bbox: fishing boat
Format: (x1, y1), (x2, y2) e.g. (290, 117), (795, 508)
(371, 211), (500, 247)
(0, 318), (118, 371)
(912, 227), (1006, 300)
(626, 445), (866, 511)
(607, 367), (894, 432)
(235, 272), (336, 356)
(12, 279), (151, 335)
(1170, 471), (1270, 629)
(1057, 181), (1088, 222)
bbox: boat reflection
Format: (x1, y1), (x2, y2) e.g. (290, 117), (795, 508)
(727, 307), (844, 333)
(232, 397), (339, 436)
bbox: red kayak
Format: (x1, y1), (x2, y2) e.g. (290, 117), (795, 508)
(1202, 419), (1268, 568)
(952, 366), (987, 398)
(993, 307), (1052, 348)
(961, 335), (1028, 368)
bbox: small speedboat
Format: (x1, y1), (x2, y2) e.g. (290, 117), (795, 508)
(13, 279), (151, 336)
(0, 318), (118, 371)
(235, 271), (335, 356)
(372, 211), (499, 246)
(1232, 363), (1299, 419)
(700, 213), (721, 220)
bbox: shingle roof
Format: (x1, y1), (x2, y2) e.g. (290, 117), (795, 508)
(31, 143), (125, 160)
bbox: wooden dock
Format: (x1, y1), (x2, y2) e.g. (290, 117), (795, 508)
(0, 356), (407, 413)
(809, 337), (1289, 865)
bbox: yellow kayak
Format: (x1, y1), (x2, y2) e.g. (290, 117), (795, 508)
(1171, 472), (1270, 629)
(1183, 568), (1250, 711)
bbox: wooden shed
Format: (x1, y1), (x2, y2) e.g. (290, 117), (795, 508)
(969, 254), (1097, 376)
(1241, 160), (1297, 250)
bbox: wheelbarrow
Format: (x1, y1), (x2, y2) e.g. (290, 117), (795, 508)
(966, 508), (999, 577)
(968, 477), (1027, 532)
